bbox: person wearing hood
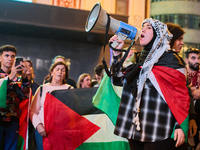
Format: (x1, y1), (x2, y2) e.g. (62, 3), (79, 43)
(110, 18), (190, 150)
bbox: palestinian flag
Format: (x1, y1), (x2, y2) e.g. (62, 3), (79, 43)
(150, 66), (190, 141)
(92, 74), (122, 126)
(17, 89), (32, 150)
(93, 66), (190, 142)
(43, 87), (129, 150)
(0, 76), (8, 108)
(17, 98), (29, 150)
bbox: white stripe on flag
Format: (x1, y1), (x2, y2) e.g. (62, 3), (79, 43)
(83, 114), (128, 143)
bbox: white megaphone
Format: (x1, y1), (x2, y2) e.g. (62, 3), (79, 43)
(85, 2), (140, 48)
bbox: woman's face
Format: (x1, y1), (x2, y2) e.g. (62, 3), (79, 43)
(140, 23), (154, 46)
(172, 35), (184, 53)
(81, 75), (91, 88)
(25, 61), (33, 75)
(51, 65), (66, 83)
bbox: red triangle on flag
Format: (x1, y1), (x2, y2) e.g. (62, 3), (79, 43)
(43, 93), (100, 150)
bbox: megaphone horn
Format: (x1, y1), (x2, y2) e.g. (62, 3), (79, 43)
(85, 2), (120, 32)
(85, 2), (140, 48)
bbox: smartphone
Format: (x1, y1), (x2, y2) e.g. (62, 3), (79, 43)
(15, 57), (24, 74)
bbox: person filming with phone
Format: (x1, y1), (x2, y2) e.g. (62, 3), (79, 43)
(0, 45), (30, 150)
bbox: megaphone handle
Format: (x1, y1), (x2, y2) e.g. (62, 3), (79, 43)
(111, 32), (127, 48)
(111, 41), (120, 48)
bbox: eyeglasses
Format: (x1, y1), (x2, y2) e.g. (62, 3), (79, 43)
(185, 48), (200, 53)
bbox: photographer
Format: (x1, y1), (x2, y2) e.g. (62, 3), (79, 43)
(0, 45), (30, 150)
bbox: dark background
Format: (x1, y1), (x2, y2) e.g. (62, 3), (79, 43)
(0, 0), (142, 84)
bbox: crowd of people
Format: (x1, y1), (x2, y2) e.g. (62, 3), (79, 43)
(0, 45), (104, 150)
(0, 18), (200, 150)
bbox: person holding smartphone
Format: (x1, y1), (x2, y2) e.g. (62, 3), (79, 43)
(0, 45), (30, 150)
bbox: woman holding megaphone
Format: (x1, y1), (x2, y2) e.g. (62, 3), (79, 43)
(109, 18), (190, 150)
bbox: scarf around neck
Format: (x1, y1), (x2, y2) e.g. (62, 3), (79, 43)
(133, 18), (173, 131)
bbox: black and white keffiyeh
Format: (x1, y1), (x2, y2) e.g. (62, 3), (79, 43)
(133, 18), (173, 130)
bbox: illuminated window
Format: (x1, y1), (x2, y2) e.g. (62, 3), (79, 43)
(151, 14), (200, 30)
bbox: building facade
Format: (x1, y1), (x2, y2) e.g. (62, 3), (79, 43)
(150, 0), (200, 57)
(4, 0), (149, 83)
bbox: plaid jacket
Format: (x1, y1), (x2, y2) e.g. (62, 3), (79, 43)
(111, 50), (187, 142)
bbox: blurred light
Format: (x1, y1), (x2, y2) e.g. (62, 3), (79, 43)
(12, 0), (32, 2)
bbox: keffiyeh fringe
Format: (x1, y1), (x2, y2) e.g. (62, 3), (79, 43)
(133, 18), (173, 130)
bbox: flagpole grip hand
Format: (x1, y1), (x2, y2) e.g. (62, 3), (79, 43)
(36, 123), (47, 137)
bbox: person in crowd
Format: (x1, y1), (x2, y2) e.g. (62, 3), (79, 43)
(185, 48), (200, 88)
(25, 60), (40, 95)
(93, 64), (104, 87)
(110, 18), (190, 150)
(43, 55), (77, 88)
(166, 23), (185, 53)
(0, 45), (30, 150)
(166, 22), (197, 150)
(77, 73), (91, 88)
(185, 48), (200, 149)
(30, 62), (73, 144)
(24, 60), (40, 150)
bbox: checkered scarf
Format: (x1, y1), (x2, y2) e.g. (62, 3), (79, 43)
(133, 18), (173, 130)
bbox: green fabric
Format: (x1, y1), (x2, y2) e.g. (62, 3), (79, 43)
(92, 75), (121, 125)
(17, 135), (24, 150)
(93, 74), (189, 144)
(76, 141), (130, 150)
(0, 80), (7, 108)
(170, 115), (189, 143)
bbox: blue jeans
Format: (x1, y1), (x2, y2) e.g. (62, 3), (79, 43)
(0, 121), (19, 150)
(34, 129), (43, 150)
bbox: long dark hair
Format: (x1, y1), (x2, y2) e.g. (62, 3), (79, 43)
(166, 23), (185, 49)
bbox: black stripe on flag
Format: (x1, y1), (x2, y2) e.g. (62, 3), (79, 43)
(50, 87), (103, 115)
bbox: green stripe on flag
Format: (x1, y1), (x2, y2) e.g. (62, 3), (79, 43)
(77, 114), (130, 150)
(180, 115), (189, 142)
(17, 135), (25, 150)
(171, 115), (189, 142)
(76, 141), (130, 150)
(92, 75), (122, 125)
(0, 79), (7, 108)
